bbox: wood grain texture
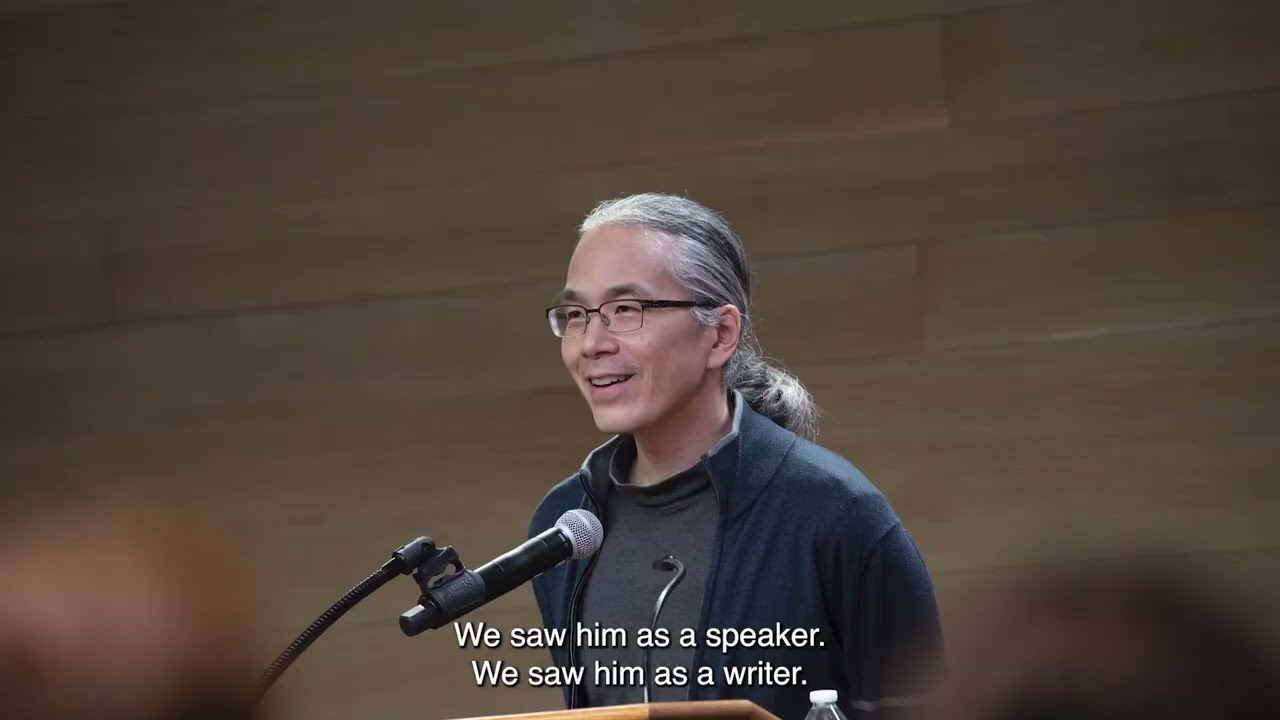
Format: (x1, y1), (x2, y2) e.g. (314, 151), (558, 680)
(2, 19), (945, 210)
(92, 88), (1280, 320)
(0, 0), (108, 15)
(650, 700), (783, 720)
(800, 320), (1280, 572)
(0, 217), (108, 334)
(454, 704), (652, 720)
(0, 280), (571, 440)
(922, 206), (1280, 347)
(753, 245), (923, 365)
(436, 699), (781, 720)
(0, 0), (1010, 116)
(945, 0), (1280, 121)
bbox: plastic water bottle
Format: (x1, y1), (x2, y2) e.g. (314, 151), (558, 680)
(803, 689), (847, 720)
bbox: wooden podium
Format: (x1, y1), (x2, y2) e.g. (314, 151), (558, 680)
(453, 701), (782, 720)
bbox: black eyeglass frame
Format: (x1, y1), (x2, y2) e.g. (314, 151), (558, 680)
(544, 298), (718, 336)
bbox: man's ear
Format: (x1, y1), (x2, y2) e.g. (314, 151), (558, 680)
(706, 305), (742, 371)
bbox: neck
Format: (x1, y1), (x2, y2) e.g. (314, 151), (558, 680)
(629, 378), (732, 487)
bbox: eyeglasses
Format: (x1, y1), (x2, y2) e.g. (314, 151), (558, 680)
(545, 298), (715, 338)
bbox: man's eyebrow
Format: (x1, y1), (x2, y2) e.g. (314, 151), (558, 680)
(551, 288), (581, 305)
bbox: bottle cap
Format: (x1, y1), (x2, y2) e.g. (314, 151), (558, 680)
(810, 689), (838, 705)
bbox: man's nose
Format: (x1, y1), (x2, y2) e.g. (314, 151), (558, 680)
(579, 312), (615, 356)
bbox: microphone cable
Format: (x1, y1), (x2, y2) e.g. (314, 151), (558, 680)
(644, 554), (686, 704)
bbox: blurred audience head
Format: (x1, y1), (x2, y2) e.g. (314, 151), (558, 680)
(920, 560), (1280, 720)
(0, 503), (261, 720)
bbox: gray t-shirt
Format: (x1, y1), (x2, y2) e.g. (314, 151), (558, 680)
(577, 438), (719, 706)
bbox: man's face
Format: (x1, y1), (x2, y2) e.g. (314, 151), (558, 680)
(556, 224), (716, 435)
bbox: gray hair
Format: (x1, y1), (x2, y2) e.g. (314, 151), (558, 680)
(579, 192), (819, 439)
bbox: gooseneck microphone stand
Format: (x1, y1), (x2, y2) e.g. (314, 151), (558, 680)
(644, 555), (687, 704)
(255, 535), (467, 704)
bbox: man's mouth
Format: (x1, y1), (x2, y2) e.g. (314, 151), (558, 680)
(588, 374), (634, 388)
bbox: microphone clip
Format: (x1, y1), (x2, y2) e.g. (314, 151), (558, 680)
(411, 544), (467, 591)
(383, 535), (469, 596)
(399, 543), (486, 636)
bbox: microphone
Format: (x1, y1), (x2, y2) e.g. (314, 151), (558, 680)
(400, 509), (603, 636)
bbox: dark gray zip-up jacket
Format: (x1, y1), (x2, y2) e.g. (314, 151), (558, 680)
(528, 391), (944, 720)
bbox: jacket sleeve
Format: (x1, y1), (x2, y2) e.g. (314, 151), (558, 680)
(527, 501), (560, 650)
(526, 484), (578, 709)
(820, 514), (945, 718)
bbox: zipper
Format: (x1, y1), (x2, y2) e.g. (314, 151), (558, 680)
(687, 459), (726, 701)
(566, 472), (602, 709)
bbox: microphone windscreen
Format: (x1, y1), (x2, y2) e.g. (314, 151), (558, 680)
(554, 509), (603, 560)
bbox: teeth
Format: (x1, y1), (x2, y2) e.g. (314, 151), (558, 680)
(589, 375), (630, 387)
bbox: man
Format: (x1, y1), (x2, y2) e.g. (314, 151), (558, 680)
(528, 193), (943, 720)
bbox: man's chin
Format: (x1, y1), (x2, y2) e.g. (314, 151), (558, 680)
(590, 406), (639, 436)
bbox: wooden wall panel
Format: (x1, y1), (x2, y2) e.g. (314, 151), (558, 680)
(0, 0), (103, 15)
(753, 245), (923, 365)
(0, 218), (108, 334)
(1, 20), (946, 207)
(0, 0), (1011, 117)
(945, 0), (1280, 121)
(922, 206), (1280, 347)
(105, 214), (577, 320)
(103, 88), (1280, 319)
(0, 280), (570, 440)
(0, 386), (594, 499)
(800, 320), (1280, 571)
(0, 390), (599, 585)
(676, 86), (1280, 260)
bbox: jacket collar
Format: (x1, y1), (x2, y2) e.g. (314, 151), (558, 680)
(576, 389), (797, 521)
